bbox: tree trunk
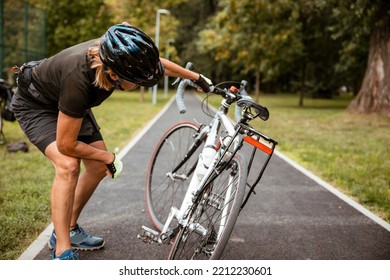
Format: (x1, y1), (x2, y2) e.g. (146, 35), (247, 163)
(139, 86), (145, 103)
(348, 22), (390, 115)
(254, 69), (260, 103)
(299, 57), (306, 107)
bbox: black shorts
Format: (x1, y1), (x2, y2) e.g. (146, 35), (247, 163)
(11, 85), (103, 154)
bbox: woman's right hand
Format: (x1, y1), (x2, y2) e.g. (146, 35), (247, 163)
(106, 153), (123, 178)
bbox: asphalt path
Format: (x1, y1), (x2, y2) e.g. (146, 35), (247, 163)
(28, 92), (390, 260)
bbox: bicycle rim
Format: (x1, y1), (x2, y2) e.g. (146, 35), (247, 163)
(146, 122), (204, 231)
(168, 153), (247, 260)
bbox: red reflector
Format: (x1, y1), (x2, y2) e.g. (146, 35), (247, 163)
(244, 136), (272, 154)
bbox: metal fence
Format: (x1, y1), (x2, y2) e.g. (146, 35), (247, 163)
(0, 0), (46, 84)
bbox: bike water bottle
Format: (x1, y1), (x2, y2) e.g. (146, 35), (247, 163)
(220, 135), (233, 163)
(196, 146), (217, 181)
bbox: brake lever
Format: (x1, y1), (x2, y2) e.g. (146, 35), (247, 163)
(172, 77), (182, 86)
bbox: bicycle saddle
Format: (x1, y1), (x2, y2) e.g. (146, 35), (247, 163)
(237, 99), (269, 121)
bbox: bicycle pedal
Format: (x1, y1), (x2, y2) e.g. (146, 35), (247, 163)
(137, 226), (160, 244)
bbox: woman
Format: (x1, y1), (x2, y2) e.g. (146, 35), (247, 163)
(11, 23), (212, 260)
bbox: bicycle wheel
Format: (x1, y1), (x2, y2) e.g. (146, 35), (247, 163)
(146, 122), (205, 231)
(168, 153), (247, 260)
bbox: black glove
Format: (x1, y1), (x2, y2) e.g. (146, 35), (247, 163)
(193, 74), (213, 93)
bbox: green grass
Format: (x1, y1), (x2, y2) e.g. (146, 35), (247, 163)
(1, 90), (389, 260)
(0, 90), (169, 260)
(260, 94), (390, 222)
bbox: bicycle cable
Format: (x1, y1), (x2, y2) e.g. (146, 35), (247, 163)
(200, 92), (215, 118)
(200, 81), (242, 118)
(198, 80), (243, 119)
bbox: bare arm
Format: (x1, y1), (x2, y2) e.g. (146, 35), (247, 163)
(56, 111), (114, 164)
(160, 58), (200, 80)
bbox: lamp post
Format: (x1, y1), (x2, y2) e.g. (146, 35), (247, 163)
(152, 8), (170, 105)
(164, 38), (175, 97)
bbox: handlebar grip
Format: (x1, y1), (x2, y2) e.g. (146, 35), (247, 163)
(175, 62), (196, 114)
(185, 62), (194, 70)
(176, 79), (200, 114)
(176, 79), (189, 114)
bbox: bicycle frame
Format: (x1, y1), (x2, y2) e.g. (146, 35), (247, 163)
(140, 73), (279, 256)
(159, 103), (240, 242)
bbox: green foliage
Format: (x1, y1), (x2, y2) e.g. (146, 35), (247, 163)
(169, 0), (218, 73)
(105, 0), (184, 62)
(34, 0), (114, 56)
(2, 0), (46, 73)
(198, 0), (303, 82)
(16, 0), (386, 99)
(326, 0), (390, 94)
(194, 0), (390, 101)
(295, 1), (345, 97)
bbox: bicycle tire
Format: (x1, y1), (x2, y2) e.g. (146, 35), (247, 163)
(168, 153), (247, 260)
(146, 122), (205, 231)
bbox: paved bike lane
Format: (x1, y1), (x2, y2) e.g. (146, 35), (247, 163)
(29, 93), (390, 260)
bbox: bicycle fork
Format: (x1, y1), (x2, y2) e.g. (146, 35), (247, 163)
(138, 124), (212, 245)
(138, 152), (218, 245)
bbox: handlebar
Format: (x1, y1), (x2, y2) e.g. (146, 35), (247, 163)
(175, 61), (211, 114)
(175, 78), (200, 114)
(174, 62), (269, 122)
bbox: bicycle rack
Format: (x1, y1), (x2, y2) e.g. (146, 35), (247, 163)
(238, 123), (278, 210)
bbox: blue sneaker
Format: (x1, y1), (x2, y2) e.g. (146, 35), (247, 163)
(48, 224), (105, 251)
(51, 249), (79, 260)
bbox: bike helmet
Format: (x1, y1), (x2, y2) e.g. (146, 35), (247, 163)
(99, 24), (164, 87)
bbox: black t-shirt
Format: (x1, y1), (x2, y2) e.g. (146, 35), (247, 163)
(32, 39), (114, 118)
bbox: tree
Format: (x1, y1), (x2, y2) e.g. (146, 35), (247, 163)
(31, 0), (113, 56)
(295, 0), (345, 105)
(105, 0), (186, 63)
(327, 0), (390, 114)
(170, 0), (218, 74)
(2, 0), (46, 75)
(198, 0), (303, 101)
(345, 1), (390, 114)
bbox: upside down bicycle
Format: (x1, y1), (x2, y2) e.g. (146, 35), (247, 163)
(138, 63), (278, 259)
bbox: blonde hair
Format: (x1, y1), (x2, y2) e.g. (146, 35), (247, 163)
(88, 40), (114, 91)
